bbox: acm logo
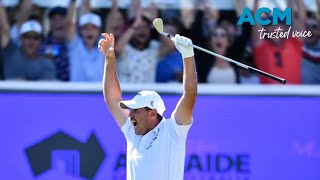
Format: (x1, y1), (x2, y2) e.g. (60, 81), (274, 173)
(237, 7), (292, 26)
(25, 131), (106, 179)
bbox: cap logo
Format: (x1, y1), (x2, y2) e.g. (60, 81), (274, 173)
(150, 101), (154, 107)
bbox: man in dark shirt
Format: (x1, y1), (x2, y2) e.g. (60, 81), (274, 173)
(42, 6), (71, 81)
(1, 19), (56, 80)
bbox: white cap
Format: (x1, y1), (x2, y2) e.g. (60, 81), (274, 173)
(20, 20), (42, 35)
(120, 90), (166, 116)
(79, 12), (101, 28)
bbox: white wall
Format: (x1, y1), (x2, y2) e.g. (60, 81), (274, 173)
(0, 81), (319, 96)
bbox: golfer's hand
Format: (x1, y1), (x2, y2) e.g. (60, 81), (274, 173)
(171, 34), (194, 59)
(99, 33), (115, 59)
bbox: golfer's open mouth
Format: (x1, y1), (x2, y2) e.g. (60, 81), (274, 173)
(131, 119), (137, 128)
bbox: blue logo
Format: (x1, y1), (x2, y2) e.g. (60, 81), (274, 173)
(237, 7), (292, 26)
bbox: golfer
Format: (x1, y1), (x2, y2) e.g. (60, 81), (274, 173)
(98, 32), (197, 180)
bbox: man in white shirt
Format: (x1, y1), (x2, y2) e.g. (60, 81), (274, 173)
(98, 32), (197, 180)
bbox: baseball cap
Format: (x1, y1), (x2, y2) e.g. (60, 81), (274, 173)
(120, 90), (166, 116)
(48, 7), (67, 18)
(20, 20), (42, 35)
(79, 12), (102, 28)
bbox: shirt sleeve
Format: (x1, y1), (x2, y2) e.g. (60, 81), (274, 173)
(168, 114), (193, 143)
(121, 117), (133, 139)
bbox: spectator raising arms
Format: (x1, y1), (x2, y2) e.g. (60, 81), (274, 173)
(0, 24), (3, 80)
(115, 5), (160, 83)
(252, 0), (305, 84)
(104, 0), (127, 41)
(0, 2), (55, 81)
(67, 0), (105, 82)
(0, 0), (3, 80)
(9, 0), (33, 43)
(301, 0), (320, 84)
(181, 1), (219, 83)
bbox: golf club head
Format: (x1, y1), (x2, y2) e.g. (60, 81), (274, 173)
(153, 18), (163, 33)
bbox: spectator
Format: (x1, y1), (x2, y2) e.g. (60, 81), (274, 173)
(206, 25), (237, 84)
(180, 1), (219, 83)
(252, 0), (305, 84)
(213, 0), (253, 84)
(0, 0), (5, 80)
(156, 17), (183, 83)
(42, 4), (71, 81)
(0, 1), (3, 80)
(104, 0), (128, 41)
(115, 7), (160, 83)
(0, 36), (3, 80)
(9, 0), (34, 43)
(301, 0), (320, 84)
(229, 0), (252, 60)
(1, 18), (56, 80)
(66, 0), (104, 82)
(81, 0), (129, 50)
(68, 11), (105, 82)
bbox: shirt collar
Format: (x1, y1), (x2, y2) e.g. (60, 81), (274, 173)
(150, 118), (165, 135)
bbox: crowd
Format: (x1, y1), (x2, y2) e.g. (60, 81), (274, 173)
(0, 0), (319, 84)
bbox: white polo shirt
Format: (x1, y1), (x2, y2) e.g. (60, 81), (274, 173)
(121, 114), (192, 180)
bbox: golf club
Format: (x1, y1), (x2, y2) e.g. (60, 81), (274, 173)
(153, 18), (287, 84)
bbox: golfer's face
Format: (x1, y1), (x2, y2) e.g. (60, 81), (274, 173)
(129, 108), (150, 135)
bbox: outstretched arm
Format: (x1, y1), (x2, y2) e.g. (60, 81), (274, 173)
(0, 0), (10, 48)
(288, 0), (306, 41)
(105, 0), (122, 35)
(66, 0), (77, 42)
(234, 0), (246, 17)
(115, 9), (143, 55)
(317, 0), (320, 20)
(171, 35), (198, 125)
(80, 0), (90, 15)
(16, 0), (32, 30)
(98, 33), (129, 128)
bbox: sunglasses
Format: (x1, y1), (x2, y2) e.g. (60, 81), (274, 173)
(22, 34), (42, 40)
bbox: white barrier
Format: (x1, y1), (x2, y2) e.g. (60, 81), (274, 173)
(0, 81), (320, 96)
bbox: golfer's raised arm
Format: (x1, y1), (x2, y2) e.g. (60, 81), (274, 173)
(99, 33), (128, 128)
(171, 35), (198, 125)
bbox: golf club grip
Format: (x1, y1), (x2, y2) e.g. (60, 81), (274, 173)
(248, 67), (287, 84)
